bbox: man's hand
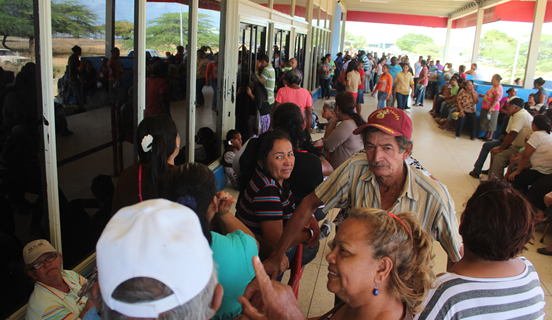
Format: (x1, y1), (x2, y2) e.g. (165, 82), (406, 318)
(262, 254), (289, 280)
(385, 94), (390, 101)
(490, 147), (502, 155)
(305, 215), (320, 247)
(239, 256), (306, 320)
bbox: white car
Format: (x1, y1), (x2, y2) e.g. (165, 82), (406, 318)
(126, 49), (162, 59)
(0, 49), (30, 64)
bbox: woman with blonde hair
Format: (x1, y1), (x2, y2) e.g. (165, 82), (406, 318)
(239, 207), (435, 320)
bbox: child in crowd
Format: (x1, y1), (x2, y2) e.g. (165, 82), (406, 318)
(222, 130), (242, 189)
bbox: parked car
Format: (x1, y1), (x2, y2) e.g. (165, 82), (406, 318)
(126, 49), (162, 59)
(0, 49), (30, 64)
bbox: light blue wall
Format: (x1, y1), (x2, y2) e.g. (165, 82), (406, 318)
(331, 2), (342, 57)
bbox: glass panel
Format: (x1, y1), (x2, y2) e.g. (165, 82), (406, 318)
(479, 21), (532, 84)
(294, 0), (307, 22)
(533, 22), (552, 84)
(2, 0), (38, 316)
(236, 23), (267, 140)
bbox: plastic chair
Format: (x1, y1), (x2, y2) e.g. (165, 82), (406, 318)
(287, 244), (305, 299)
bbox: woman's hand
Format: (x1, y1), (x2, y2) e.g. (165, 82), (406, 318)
(478, 93), (485, 98)
(508, 170), (521, 181)
(216, 191), (237, 216)
(458, 110), (465, 117)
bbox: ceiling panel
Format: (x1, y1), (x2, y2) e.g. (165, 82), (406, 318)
(343, 0), (475, 17)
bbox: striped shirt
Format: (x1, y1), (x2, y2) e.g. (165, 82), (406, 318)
(316, 151), (462, 262)
(261, 66), (276, 104)
(237, 167), (295, 235)
(415, 257), (545, 320)
(26, 270), (88, 320)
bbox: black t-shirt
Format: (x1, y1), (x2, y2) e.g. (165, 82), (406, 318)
(238, 138), (323, 205)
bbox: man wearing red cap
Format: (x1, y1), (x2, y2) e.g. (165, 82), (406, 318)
(263, 107), (462, 277)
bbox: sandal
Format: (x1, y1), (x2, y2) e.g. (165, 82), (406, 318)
(537, 247), (552, 256)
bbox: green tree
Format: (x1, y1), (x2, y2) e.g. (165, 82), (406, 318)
(344, 31), (367, 50)
(396, 33), (434, 53)
(0, 0), (98, 50)
(114, 20), (133, 40)
(0, 0), (33, 50)
(130, 12), (219, 51)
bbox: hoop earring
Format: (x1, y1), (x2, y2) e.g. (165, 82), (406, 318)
(373, 284), (379, 296)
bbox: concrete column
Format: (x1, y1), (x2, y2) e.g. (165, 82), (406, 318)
(443, 18), (452, 63)
(186, 0), (199, 162)
(133, 0), (146, 125)
(289, 27), (296, 60)
(303, 0), (314, 90)
(36, 0), (62, 252)
(290, 0), (296, 17)
(523, 0), (547, 89)
(105, 0), (115, 58)
(471, 7), (484, 64)
(217, 0), (239, 154)
(340, 11), (346, 53)
(331, 3), (342, 56)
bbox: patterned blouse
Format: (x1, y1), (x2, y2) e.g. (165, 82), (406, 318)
(482, 84), (503, 111)
(457, 87), (477, 113)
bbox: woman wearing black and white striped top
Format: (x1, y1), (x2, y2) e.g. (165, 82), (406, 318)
(415, 178), (545, 320)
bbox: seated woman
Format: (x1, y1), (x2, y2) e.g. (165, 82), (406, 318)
(112, 114), (179, 214)
(499, 87), (517, 125)
(236, 130), (312, 264)
(239, 207), (435, 320)
(24, 239), (98, 320)
(416, 178), (545, 319)
(161, 163), (258, 320)
(323, 92), (365, 169)
(439, 80), (479, 139)
(508, 114), (552, 192)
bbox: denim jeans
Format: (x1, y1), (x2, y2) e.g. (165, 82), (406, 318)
(416, 85), (426, 104)
(377, 92), (388, 109)
(396, 93), (409, 110)
(321, 78), (331, 98)
(209, 78), (217, 110)
(473, 140), (502, 174)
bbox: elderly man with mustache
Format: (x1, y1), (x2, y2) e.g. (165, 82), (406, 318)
(263, 107), (462, 278)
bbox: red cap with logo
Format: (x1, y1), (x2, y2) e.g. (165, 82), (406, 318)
(353, 108), (413, 140)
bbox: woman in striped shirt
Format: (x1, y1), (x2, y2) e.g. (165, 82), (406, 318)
(416, 178), (545, 320)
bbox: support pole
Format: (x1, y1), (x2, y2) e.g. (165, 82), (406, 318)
(443, 18), (452, 63)
(186, 0), (199, 163)
(523, 0), (547, 89)
(105, 0), (115, 58)
(340, 11), (346, 53)
(133, 0), (146, 126)
(303, 0), (314, 90)
(37, 0), (62, 252)
(217, 0), (239, 156)
(471, 7), (484, 64)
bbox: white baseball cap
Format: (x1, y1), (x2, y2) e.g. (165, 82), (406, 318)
(23, 239), (57, 265)
(96, 199), (213, 318)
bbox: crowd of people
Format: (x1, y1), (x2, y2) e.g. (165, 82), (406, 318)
(6, 41), (552, 320)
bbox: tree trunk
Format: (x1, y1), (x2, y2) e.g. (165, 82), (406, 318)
(2, 34), (12, 51)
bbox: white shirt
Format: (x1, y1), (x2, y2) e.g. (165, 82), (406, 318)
(377, 63), (383, 76)
(507, 109), (533, 147)
(414, 61), (422, 77)
(527, 130), (552, 174)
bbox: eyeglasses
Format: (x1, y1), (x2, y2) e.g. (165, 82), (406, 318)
(31, 253), (58, 270)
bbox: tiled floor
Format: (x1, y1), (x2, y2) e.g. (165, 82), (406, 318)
(260, 93), (552, 318)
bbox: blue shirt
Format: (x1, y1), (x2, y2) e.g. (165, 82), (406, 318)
(212, 231), (258, 320)
(387, 64), (402, 83)
(335, 57), (343, 72)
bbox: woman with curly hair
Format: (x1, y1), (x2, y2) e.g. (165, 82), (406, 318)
(239, 207), (436, 320)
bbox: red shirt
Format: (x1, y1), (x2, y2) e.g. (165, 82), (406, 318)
(358, 69), (365, 90)
(145, 77), (169, 117)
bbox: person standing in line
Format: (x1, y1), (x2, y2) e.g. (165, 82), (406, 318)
(196, 49), (210, 107)
(372, 64), (393, 109)
(257, 54), (276, 123)
(386, 57), (402, 107)
(108, 47), (125, 104)
(413, 56), (423, 100)
(205, 53), (219, 111)
(415, 60), (429, 107)
(393, 63), (415, 111)
(67, 45), (82, 106)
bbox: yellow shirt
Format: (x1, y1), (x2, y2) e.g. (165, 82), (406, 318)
(394, 71), (414, 95)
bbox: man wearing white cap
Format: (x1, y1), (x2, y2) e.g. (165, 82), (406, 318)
(91, 199), (223, 319)
(23, 239), (96, 320)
